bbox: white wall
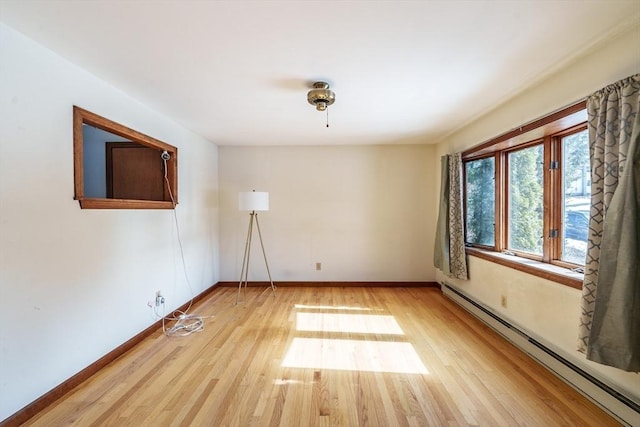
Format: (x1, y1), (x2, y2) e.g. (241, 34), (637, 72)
(436, 24), (640, 409)
(0, 23), (219, 420)
(219, 145), (436, 283)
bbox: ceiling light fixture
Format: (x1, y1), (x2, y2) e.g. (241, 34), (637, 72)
(307, 81), (335, 127)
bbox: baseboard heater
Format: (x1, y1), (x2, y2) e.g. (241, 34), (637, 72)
(441, 282), (639, 424)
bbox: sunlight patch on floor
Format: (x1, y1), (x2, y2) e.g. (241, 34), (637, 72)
(273, 379), (304, 385)
(282, 337), (429, 374)
(296, 312), (405, 335)
(294, 304), (374, 311)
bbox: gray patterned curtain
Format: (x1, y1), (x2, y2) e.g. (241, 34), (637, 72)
(578, 74), (640, 372)
(434, 153), (468, 280)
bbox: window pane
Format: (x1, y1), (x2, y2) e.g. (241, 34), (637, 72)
(465, 157), (495, 246)
(562, 129), (590, 264)
(508, 145), (543, 255)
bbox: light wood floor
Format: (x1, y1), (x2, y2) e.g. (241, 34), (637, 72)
(25, 287), (619, 426)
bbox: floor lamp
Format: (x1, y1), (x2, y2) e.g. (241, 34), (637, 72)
(237, 190), (276, 304)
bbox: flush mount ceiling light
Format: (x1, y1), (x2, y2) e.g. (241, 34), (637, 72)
(307, 81), (335, 111)
(307, 81), (335, 127)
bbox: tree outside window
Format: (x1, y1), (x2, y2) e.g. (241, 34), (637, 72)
(465, 157), (495, 247)
(508, 145), (544, 255)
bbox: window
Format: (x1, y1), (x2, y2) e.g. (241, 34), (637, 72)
(465, 157), (495, 247)
(507, 143), (544, 255)
(561, 129), (590, 265)
(462, 101), (588, 287)
(73, 106), (178, 209)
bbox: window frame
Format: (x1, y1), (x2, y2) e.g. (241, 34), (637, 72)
(462, 101), (587, 289)
(73, 106), (178, 209)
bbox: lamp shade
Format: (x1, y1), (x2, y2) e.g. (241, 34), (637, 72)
(239, 191), (269, 211)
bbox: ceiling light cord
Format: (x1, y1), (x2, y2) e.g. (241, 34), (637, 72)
(326, 108), (329, 128)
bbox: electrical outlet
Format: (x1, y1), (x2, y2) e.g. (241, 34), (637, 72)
(315, 262), (322, 271)
(155, 291), (164, 307)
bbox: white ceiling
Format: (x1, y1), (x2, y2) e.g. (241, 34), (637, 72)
(1, 1), (638, 146)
